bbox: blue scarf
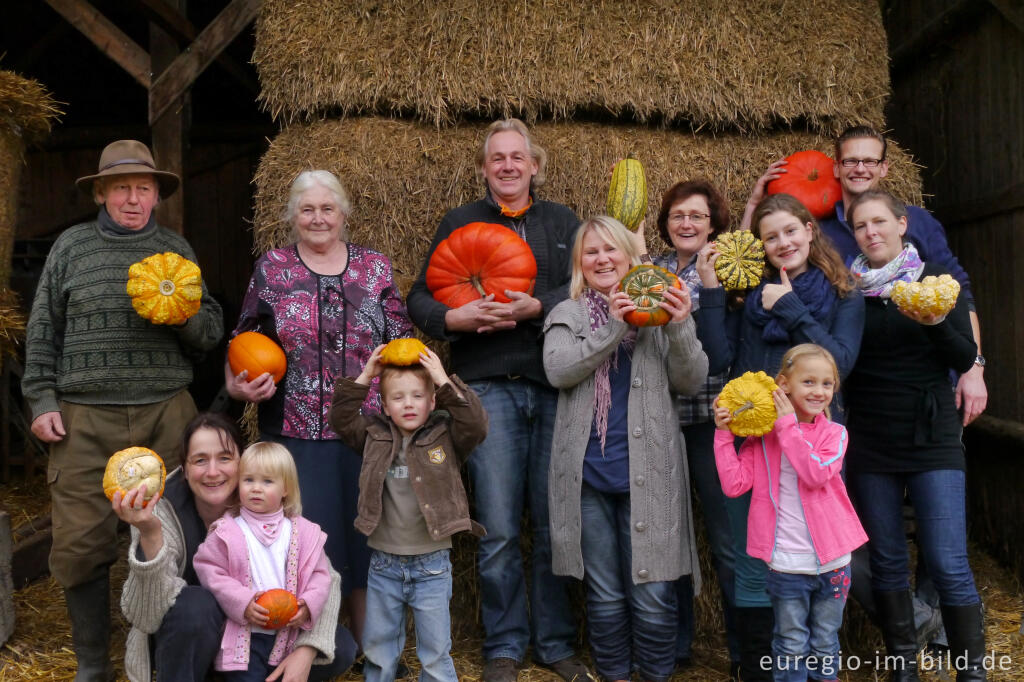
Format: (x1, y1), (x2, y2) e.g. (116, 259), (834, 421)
(747, 267), (836, 343)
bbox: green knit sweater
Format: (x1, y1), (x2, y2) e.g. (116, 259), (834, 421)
(22, 219), (224, 417)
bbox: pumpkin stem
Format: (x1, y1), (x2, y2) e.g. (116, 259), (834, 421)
(469, 275), (487, 298)
(732, 400), (755, 416)
(808, 168), (819, 181)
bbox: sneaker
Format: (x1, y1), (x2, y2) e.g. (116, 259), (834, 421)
(537, 655), (594, 682)
(482, 657), (522, 682)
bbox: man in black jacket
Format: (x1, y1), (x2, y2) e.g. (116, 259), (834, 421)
(406, 119), (587, 682)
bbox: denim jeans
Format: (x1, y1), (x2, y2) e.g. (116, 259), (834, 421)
(466, 379), (576, 664)
(364, 550), (457, 682)
(766, 566), (851, 682)
(223, 633), (276, 682)
(676, 421), (740, 662)
(724, 490), (772, 607)
(580, 483), (677, 682)
(848, 470), (979, 605)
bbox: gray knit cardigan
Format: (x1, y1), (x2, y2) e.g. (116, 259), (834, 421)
(543, 297), (708, 585)
(120, 480), (341, 681)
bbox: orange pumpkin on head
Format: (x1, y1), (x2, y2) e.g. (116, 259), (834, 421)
(379, 338), (428, 366)
(256, 589), (299, 629)
(228, 332), (287, 383)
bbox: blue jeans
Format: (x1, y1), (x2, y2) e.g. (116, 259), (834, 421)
(580, 483), (677, 682)
(848, 470), (979, 605)
(466, 379), (576, 664)
(676, 421), (740, 662)
(364, 550), (457, 682)
(223, 633), (276, 682)
(766, 566), (851, 682)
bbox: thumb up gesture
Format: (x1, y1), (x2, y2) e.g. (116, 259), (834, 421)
(760, 266), (793, 311)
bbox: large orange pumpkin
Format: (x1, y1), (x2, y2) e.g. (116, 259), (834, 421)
(103, 446), (166, 506)
(256, 589), (299, 629)
(766, 150), (843, 219)
(379, 338), (428, 366)
(426, 222), (537, 308)
(228, 332), (287, 383)
(618, 264), (682, 327)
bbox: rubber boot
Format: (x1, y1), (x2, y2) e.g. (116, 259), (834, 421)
(64, 574), (114, 682)
(735, 606), (774, 681)
(874, 590), (922, 682)
(940, 603), (987, 681)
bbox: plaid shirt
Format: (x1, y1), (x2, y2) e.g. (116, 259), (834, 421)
(655, 252), (728, 425)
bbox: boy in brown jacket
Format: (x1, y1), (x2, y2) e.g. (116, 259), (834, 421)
(329, 344), (487, 682)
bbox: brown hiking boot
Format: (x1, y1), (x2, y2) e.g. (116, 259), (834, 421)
(483, 657), (522, 682)
(537, 655), (594, 682)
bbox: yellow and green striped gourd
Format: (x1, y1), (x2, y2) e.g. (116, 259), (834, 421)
(606, 156), (647, 232)
(714, 230), (765, 291)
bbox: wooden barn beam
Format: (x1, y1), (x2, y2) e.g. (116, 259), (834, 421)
(41, 0), (152, 89)
(129, 0), (260, 94)
(150, 1), (188, 233)
(988, 0), (1024, 36)
(148, 0), (261, 125)
(890, 0), (987, 77)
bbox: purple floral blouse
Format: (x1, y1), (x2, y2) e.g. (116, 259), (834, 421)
(232, 244), (412, 440)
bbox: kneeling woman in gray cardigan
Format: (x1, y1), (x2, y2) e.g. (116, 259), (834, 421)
(543, 216), (709, 682)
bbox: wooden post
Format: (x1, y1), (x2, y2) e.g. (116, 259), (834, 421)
(0, 511), (14, 646)
(150, 1), (188, 234)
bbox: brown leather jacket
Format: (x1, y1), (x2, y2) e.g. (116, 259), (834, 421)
(329, 375), (488, 541)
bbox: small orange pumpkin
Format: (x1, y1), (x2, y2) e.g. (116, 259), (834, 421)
(228, 332), (287, 383)
(256, 589), (299, 629)
(618, 264), (682, 327)
(379, 338), (428, 366)
(103, 446), (166, 506)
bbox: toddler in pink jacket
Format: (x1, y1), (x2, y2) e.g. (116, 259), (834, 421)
(195, 442), (331, 678)
(714, 344), (867, 682)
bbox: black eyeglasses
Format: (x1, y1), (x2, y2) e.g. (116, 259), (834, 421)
(840, 158), (883, 168)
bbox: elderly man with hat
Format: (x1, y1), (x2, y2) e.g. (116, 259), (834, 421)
(22, 140), (224, 680)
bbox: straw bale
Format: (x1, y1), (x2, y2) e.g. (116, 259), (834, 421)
(0, 70), (61, 142)
(252, 116), (922, 288)
(0, 129), (18, 287)
(254, 0), (889, 134)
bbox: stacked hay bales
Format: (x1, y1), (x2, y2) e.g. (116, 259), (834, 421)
(252, 0), (923, 645)
(0, 72), (59, 356)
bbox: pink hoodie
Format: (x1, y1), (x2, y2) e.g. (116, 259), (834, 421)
(714, 412), (867, 566)
(194, 514), (331, 671)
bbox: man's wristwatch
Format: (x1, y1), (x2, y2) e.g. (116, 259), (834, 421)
(974, 354), (986, 368)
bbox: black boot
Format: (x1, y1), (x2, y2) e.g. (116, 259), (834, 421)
(874, 590), (921, 682)
(64, 574), (114, 682)
(941, 602), (987, 681)
(735, 606), (774, 681)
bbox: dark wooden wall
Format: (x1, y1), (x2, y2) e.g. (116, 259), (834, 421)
(885, 0), (1024, 423)
(884, 0), (1024, 580)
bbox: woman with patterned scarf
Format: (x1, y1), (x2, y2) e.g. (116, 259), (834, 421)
(844, 189), (985, 682)
(542, 215), (708, 682)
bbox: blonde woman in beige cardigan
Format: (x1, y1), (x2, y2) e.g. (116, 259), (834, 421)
(543, 216), (708, 682)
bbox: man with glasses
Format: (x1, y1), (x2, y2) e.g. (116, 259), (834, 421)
(742, 124), (986, 427)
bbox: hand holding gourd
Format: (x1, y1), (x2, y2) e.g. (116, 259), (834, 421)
(659, 286), (693, 323)
(772, 388), (795, 418)
(608, 290), (636, 322)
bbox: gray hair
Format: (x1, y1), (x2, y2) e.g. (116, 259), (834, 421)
(284, 170), (352, 242)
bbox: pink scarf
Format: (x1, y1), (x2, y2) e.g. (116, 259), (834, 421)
(239, 506), (285, 546)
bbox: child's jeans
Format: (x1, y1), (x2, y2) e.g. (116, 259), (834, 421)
(223, 632), (275, 682)
(766, 564), (851, 682)
(364, 549), (457, 682)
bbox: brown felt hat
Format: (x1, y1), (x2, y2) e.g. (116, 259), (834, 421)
(75, 140), (181, 197)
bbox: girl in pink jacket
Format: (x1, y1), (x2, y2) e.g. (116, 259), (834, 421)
(195, 442), (331, 679)
(714, 344), (867, 682)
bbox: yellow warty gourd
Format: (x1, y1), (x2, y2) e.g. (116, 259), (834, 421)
(891, 274), (960, 318)
(714, 230), (765, 291)
(126, 252), (202, 325)
(606, 156), (647, 232)
(718, 371), (779, 437)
